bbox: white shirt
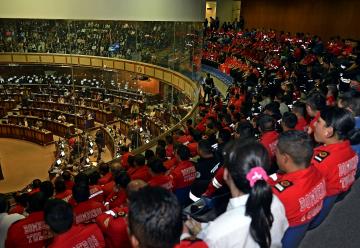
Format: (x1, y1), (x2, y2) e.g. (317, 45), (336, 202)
(0, 212), (25, 247)
(198, 194), (289, 248)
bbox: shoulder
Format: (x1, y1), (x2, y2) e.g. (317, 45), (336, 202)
(313, 150), (330, 163)
(272, 179), (294, 194)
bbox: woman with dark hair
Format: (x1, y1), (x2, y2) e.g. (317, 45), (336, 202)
(312, 106), (358, 197)
(197, 141), (288, 248)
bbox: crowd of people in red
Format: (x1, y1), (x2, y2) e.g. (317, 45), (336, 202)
(1, 27), (360, 248)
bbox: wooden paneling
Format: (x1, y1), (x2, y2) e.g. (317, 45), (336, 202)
(54, 56), (67, 64)
(12, 54), (27, 62)
(79, 57), (91, 66)
(242, 0), (360, 40)
(0, 54), (12, 62)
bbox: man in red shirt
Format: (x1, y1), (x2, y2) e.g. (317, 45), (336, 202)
(312, 107), (358, 197)
(257, 114), (279, 164)
(148, 159), (174, 191)
(128, 186), (207, 248)
(28, 179), (41, 195)
(128, 154), (151, 182)
(62, 170), (75, 190)
(54, 177), (72, 202)
(105, 171), (130, 209)
(120, 145), (132, 170)
(44, 199), (105, 248)
(8, 193), (28, 215)
(72, 184), (105, 225)
(269, 131), (326, 228)
(170, 145), (196, 190)
(97, 163), (112, 185)
(88, 171), (105, 203)
(281, 112), (297, 132)
(6, 192), (53, 248)
(305, 91), (326, 135)
(292, 101), (309, 132)
(96, 180), (147, 248)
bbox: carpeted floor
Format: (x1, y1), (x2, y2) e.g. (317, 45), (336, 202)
(0, 138), (55, 193)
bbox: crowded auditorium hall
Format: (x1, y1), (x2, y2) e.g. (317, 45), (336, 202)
(0, 0), (360, 247)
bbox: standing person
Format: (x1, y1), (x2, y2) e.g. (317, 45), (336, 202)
(204, 73), (214, 102)
(44, 199), (105, 248)
(95, 129), (105, 162)
(0, 194), (24, 247)
(196, 141), (288, 248)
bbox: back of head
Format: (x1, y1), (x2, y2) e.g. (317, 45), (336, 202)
(218, 128), (232, 144)
(32, 179), (42, 189)
(89, 171), (101, 185)
(306, 91), (326, 112)
(148, 159), (167, 174)
(72, 183), (90, 203)
(40, 181), (54, 199)
(114, 171), (131, 189)
(44, 199), (73, 234)
(145, 149), (155, 161)
(134, 154), (146, 167)
(28, 192), (47, 213)
(74, 172), (89, 185)
(128, 186), (182, 248)
(99, 163), (110, 175)
(236, 120), (255, 140)
(176, 144), (190, 161)
(282, 112), (298, 129)
(54, 177), (66, 193)
(0, 193), (9, 213)
(197, 139), (213, 157)
(155, 146), (166, 160)
(223, 140), (273, 248)
(277, 131), (313, 167)
(257, 114), (275, 132)
(320, 106), (355, 140)
(292, 101), (306, 117)
(62, 171), (72, 181)
(339, 90), (360, 116)
(126, 180), (148, 200)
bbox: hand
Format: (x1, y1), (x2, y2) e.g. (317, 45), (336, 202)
(184, 216), (202, 236)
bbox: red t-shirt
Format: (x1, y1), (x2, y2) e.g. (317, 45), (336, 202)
(101, 181), (115, 199)
(175, 240), (208, 248)
(5, 211), (53, 248)
(259, 131), (279, 160)
(96, 207), (131, 248)
(89, 185), (105, 203)
(65, 180), (75, 191)
(187, 142), (198, 157)
(128, 166), (151, 182)
(170, 160), (196, 189)
(164, 157), (178, 170)
(295, 117), (308, 132)
(73, 199), (105, 225)
(121, 152), (132, 170)
(98, 172), (113, 185)
(269, 166), (326, 226)
(54, 189), (73, 202)
(312, 140), (358, 196)
(105, 188), (127, 209)
(148, 175), (174, 191)
(8, 204), (25, 215)
(166, 144), (174, 158)
(49, 224), (105, 248)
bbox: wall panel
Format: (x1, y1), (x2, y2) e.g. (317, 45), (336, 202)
(242, 0), (360, 40)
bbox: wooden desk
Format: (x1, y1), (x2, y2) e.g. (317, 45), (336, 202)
(30, 101), (114, 124)
(0, 100), (17, 117)
(8, 115), (75, 138)
(0, 124), (53, 145)
(19, 108), (94, 130)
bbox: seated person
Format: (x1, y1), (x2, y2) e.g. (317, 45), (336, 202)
(54, 177), (72, 202)
(169, 145), (196, 190)
(281, 112), (298, 132)
(72, 184), (105, 225)
(128, 186), (208, 248)
(96, 180), (147, 248)
(127, 154), (151, 182)
(105, 172), (130, 210)
(312, 107), (358, 197)
(148, 158), (174, 191)
(292, 101), (308, 132)
(44, 199), (105, 248)
(6, 192), (53, 248)
(306, 91), (326, 135)
(98, 163), (112, 185)
(269, 130), (326, 227)
(194, 141), (288, 247)
(257, 114), (279, 163)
